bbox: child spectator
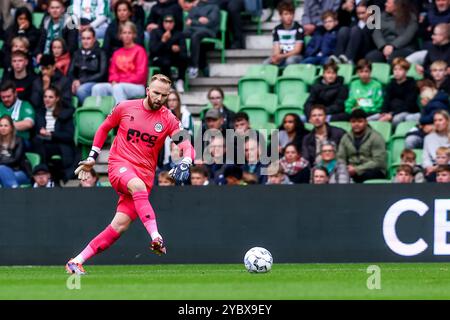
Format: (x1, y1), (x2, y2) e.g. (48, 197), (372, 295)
(264, 0), (304, 66)
(79, 168), (101, 187)
(183, 0), (220, 79)
(332, 0), (375, 64)
(1, 7), (40, 68)
(337, 109), (387, 183)
(317, 140), (350, 184)
(32, 163), (55, 188)
(400, 149), (425, 183)
(149, 14), (188, 92)
(36, 0), (78, 60)
(345, 59), (384, 119)
(158, 170), (176, 186)
(278, 113), (310, 154)
(417, 79), (449, 126)
(377, 57), (420, 126)
(92, 21), (148, 104)
(279, 142), (310, 184)
(304, 61), (349, 121)
(301, 0), (341, 36)
(32, 86), (76, 183)
(224, 165), (246, 185)
(0, 115), (29, 188)
(30, 54), (73, 111)
(425, 146), (450, 181)
(69, 27), (108, 105)
(302, 10), (339, 65)
(436, 164), (450, 183)
(394, 164), (414, 183)
(311, 166), (330, 184)
(71, 0), (110, 39)
(0, 81), (35, 143)
(366, 0), (418, 63)
(51, 38), (71, 76)
(265, 161), (292, 185)
(1, 50), (37, 103)
(429, 60), (450, 95)
(190, 165), (211, 186)
(423, 110), (450, 177)
(103, 0), (145, 58)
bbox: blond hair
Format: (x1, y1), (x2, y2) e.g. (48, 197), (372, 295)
(149, 73), (172, 86)
(436, 146), (450, 157)
(430, 60), (448, 71)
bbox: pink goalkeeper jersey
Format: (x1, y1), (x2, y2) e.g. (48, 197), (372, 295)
(95, 99), (182, 186)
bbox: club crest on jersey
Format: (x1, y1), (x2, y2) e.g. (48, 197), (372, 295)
(154, 123), (163, 133)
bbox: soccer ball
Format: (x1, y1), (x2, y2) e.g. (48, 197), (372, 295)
(244, 247), (273, 273)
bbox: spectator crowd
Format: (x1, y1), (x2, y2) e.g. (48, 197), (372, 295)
(0, 0), (448, 188)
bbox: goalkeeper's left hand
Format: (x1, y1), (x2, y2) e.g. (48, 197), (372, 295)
(169, 158), (192, 183)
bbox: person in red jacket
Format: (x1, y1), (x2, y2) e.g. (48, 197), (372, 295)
(92, 21), (148, 103)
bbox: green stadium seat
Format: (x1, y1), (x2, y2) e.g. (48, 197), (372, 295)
(74, 107), (108, 158)
(238, 78), (270, 105)
(275, 78), (308, 104)
(337, 63), (354, 85)
(304, 123), (314, 131)
(244, 64), (279, 87)
(0, 68), (3, 80)
(413, 148), (423, 165)
(72, 96), (79, 108)
(363, 179), (392, 184)
(239, 108), (270, 129)
(280, 93), (309, 109)
(32, 12), (45, 28)
(99, 181), (112, 187)
(369, 121), (392, 143)
(389, 137), (405, 165)
(201, 10), (228, 64)
(242, 92), (278, 114)
(282, 64), (319, 86)
(0, 40), (3, 51)
(371, 63), (391, 85)
(82, 96), (115, 116)
(25, 152), (41, 170)
(392, 121), (417, 139)
(330, 121), (351, 132)
(97, 38), (104, 48)
(407, 63), (424, 81)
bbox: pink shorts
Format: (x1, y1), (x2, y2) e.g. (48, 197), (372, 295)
(108, 164), (153, 221)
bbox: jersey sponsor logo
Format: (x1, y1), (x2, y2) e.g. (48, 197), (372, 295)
(154, 122), (163, 133)
(127, 128), (158, 147)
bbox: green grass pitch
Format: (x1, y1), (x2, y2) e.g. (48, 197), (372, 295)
(0, 263), (449, 299)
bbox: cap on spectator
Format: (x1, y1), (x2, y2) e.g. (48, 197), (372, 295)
(349, 109), (367, 120)
(205, 108), (221, 120)
(163, 14), (175, 21)
(40, 54), (55, 67)
(32, 164), (50, 175)
(419, 115), (433, 125)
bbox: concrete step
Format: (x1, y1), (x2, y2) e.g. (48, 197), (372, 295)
(245, 35), (272, 50)
(209, 62), (254, 77)
(207, 49), (271, 64)
(188, 77), (240, 92)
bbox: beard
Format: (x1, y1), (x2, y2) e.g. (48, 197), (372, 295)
(148, 96), (163, 110)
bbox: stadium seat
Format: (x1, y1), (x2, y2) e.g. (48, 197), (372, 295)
(72, 96), (79, 108)
(337, 64), (354, 85)
(413, 149), (423, 165)
(304, 122), (314, 131)
(82, 96), (115, 116)
(201, 10), (228, 64)
(244, 64), (279, 87)
(74, 107), (109, 158)
(330, 121), (351, 132)
(238, 78), (270, 105)
(32, 12), (44, 28)
(275, 78), (308, 104)
(407, 63), (424, 81)
(392, 121), (417, 139)
(25, 152), (41, 170)
(389, 137), (406, 165)
(0, 68), (3, 79)
(238, 108), (269, 129)
(369, 121), (392, 143)
(99, 181), (112, 187)
(0, 40), (3, 51)
(280, 92), (309, 109)
(282, 64), (319, 86)
(199, 94), (241, 119)
(371, 63), (391, 85)
(242, 92), (278, 114)
(363, 179), (392, 184)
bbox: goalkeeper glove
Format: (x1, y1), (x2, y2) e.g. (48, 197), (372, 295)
(169, 158), (192, 183)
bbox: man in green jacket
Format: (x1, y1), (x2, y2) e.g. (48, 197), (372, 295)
(345, 59), (384, 118)
(337, 109), (387, 183)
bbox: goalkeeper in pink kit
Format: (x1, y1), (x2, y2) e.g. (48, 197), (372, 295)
(65, 74), (195, 275)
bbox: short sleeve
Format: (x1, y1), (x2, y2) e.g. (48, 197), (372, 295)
(22, 102), (35, 122)
(296, 25), (305, 42)
(272, 27), (279, 43)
